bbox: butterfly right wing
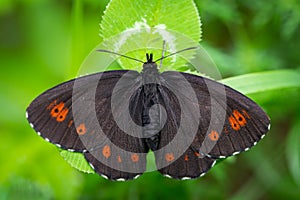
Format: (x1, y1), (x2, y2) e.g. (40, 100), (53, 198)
(26, 70), (149, 180)
(26, 71), (129, 151)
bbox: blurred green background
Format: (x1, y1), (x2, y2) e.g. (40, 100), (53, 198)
(1, 0), (300, 199)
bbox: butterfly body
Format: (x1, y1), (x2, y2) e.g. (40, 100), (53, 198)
(140, 55), (163, 151)
(26, 53), (270, 180)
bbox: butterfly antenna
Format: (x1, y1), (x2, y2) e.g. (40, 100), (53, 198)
(159, 41), (167, 68)
(154, 46), (198, 63)
(97, 49), (144, 63)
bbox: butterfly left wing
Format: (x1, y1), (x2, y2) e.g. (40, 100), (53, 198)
(151, 72), (217, 179)
(170, 72), (270, 158)
(152, 71), (270, 179)
(179, 72), (271, 158)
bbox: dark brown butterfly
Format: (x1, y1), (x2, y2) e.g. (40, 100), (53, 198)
(26, 51), (270, 181)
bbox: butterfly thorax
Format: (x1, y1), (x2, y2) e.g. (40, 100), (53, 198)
(141, 55), (160, 104)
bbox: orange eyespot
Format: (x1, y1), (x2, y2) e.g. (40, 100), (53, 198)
(229, 115), (241, 131)
(49, 101), (69, 122)
(184, 154), (189, 161)
(208, 130), (219, 141)
(102, 145), (111, 158)
(56, 108), (69, 122)
(131, 153), (139, 162)
(50, 102), (65, 118)
(165, 153), (175, 162)
(233, 110), (247, 126)
(76, 123), (86, 135)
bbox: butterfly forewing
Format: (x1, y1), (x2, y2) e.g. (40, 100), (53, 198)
(26, 78), (85, 151)
(181, 73), (270, 158)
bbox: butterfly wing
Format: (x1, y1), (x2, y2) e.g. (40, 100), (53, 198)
(152, 71), (270, 179)
(83, 70), (149, 180)
(26, 75), (93, 151)
(151, 72), (217, 179)
(157, 149), (216, 180)
(26, 70), (149, 180)
(176, 72), (270, 158)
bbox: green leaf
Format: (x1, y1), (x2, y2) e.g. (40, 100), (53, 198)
(220, 70), (300, 94)
(60, 150), (94, 174)
(99, 0), (201, 71)
(146, 151), (157, 172)
(101, 0), (201, 40)
(286, 118), (300, 187)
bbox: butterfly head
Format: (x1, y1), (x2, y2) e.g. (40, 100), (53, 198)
(145, 53), (154, 63)
(142, 53), (159, 76)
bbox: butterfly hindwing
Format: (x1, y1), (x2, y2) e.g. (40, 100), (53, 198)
(158, 147), (216, 179)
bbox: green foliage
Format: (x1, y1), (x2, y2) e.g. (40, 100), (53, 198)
(221, 70), (300, 94)
(99, 0), (201, 71)
(0, 0), (300, 199)
(60, 150), (94, 174)
(286, 118), (300, 187)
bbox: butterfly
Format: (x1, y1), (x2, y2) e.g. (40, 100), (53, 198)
(26, 50), (270, 181)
